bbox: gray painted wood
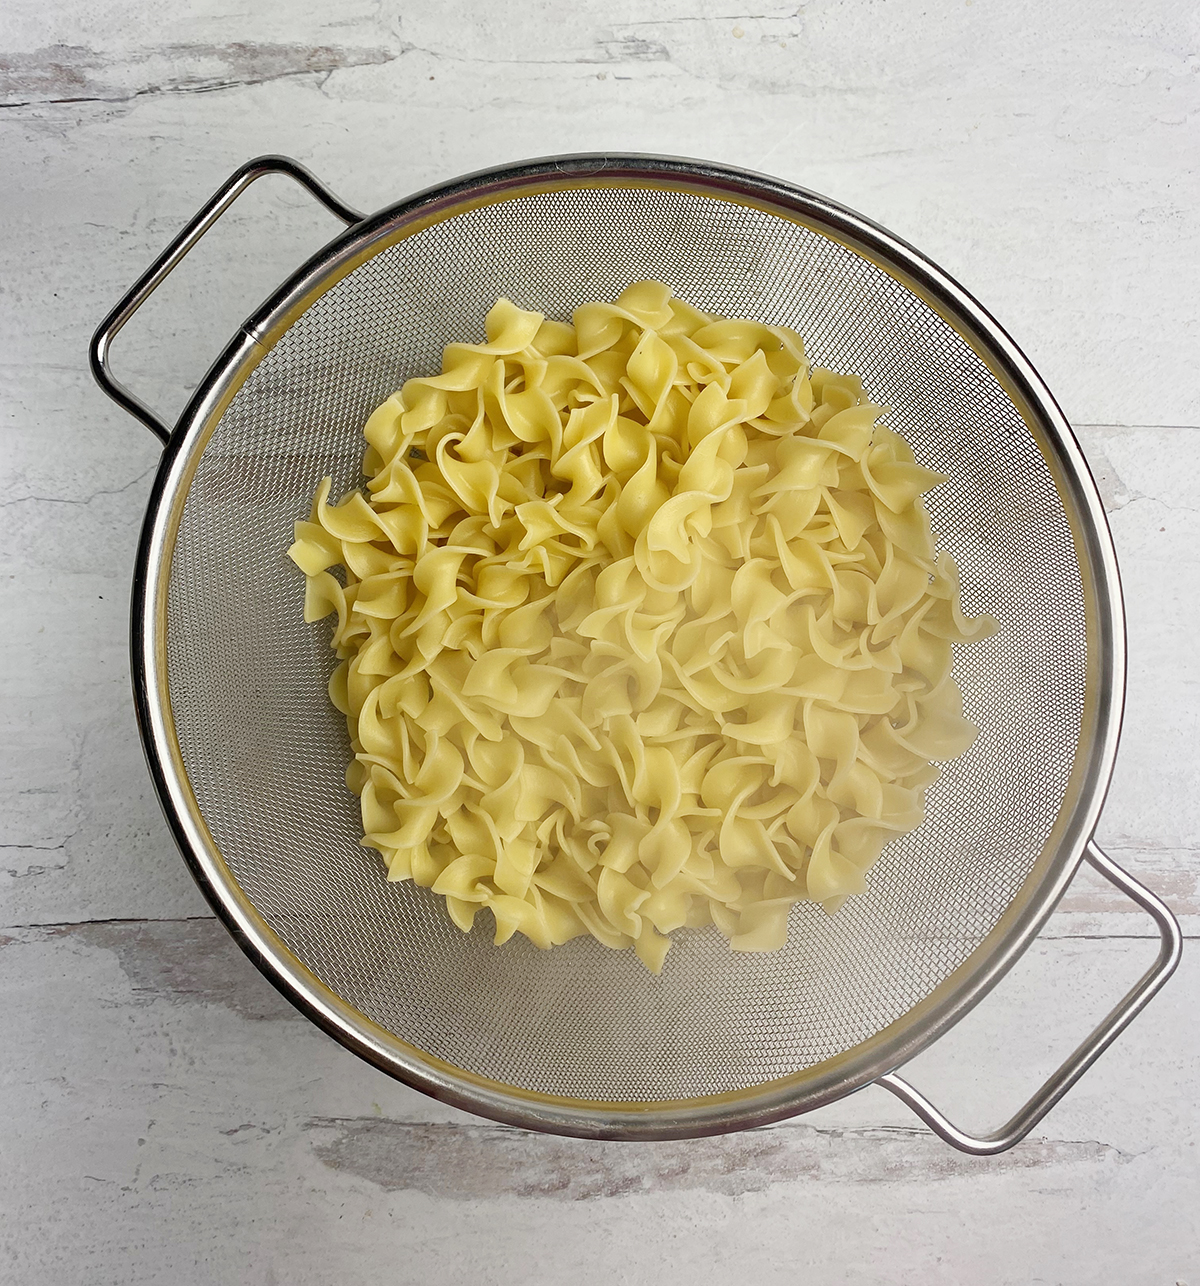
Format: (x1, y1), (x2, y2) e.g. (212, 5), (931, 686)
(2, 0), (1197, 1280)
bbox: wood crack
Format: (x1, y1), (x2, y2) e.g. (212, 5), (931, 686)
(0, 464), (156, 509)
(0, 41), (402, 108)
(302, 1115), (1137, 1197)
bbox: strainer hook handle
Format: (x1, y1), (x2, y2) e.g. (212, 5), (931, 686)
(877, 842), (1182, 1155)
(88, 154), (364, 445)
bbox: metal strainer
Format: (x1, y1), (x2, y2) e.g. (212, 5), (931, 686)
(92, 155), (1181, 1153)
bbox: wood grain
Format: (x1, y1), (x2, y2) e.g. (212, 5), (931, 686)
(1, 0), (1197, 1280)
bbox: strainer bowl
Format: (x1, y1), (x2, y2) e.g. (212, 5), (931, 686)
(91, 154), (1180, 1152)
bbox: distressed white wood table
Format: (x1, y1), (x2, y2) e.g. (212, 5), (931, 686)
(2, 1), (1197, 1282)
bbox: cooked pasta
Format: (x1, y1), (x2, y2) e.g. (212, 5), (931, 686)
(289, 281), (997, 971)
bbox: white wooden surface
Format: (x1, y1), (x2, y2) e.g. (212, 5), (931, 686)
(2, 2), (1198, 1281)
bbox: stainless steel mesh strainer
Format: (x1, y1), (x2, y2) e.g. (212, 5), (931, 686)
(92, 154), (1181, 1153)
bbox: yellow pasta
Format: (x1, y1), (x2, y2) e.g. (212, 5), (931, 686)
(290, 282), (997, 971)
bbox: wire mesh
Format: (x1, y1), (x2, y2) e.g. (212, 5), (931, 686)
(164, 184), (1086, 1103)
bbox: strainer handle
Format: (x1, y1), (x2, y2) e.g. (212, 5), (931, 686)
(89, 154), (364, 445)
(877, 842), (1182, 1155)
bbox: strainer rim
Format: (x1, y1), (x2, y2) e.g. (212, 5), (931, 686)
(130, 152), (1124, 1139)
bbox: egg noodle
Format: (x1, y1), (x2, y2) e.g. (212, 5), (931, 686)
(289, 282), (996, 971)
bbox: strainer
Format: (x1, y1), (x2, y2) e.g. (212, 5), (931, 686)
(91, 154), (1181, 1154)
